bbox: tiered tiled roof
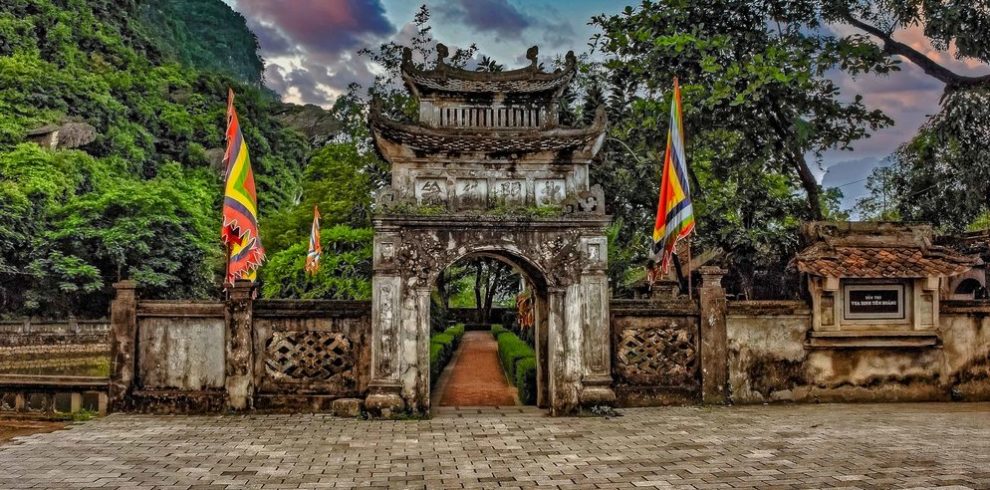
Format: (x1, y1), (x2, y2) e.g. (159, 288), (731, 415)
(794, 221), (981, 278)
(371, 104), (606, 155)
(400, 44), (575, 95)
(795, 243), (979, 278)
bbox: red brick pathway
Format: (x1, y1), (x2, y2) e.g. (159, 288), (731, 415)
(437, 331), (518, 407)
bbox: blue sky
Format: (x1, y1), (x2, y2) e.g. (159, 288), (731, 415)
(223, 0), (984, 212)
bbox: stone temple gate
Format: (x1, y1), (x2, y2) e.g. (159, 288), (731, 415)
(364, 45), (615, 415)
(96, 44), (990, 419)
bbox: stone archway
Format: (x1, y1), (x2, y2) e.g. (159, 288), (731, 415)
(365, 217), (615, 416)
(362, 43), (616, 416)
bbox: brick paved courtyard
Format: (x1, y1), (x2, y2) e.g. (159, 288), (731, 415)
(1, 403), (989, 489)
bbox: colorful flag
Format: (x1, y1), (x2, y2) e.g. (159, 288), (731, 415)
(652, 78), (695, 273)
(305, 205), (321, 275)
(221, 88), (265, 283)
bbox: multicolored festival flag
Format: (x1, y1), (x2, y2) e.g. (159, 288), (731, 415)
(221, 89), (265, 283)
(305, 205), (321, 275)
(652, 78), (695, 273)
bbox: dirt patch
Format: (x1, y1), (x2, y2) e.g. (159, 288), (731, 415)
(0, 418), (65, 444)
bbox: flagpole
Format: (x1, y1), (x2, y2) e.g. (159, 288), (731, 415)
(687, 237), (693, 300)
(225, 242), (231, 288)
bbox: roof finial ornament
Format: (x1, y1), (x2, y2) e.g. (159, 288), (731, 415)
(564, 50), (576, 69)
(436, 43), (449, 66)
(526, 46), (539, 67)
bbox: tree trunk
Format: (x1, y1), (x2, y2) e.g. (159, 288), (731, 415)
(792, 150), (824, 221)
(473, 261), (483, 323)
(483, 267), (503, 323)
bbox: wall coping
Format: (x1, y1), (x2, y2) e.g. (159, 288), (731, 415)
(136, 301), (224, 318)
(727, 300), (811, 316)
(0, 374), (108, 390)
(941, 299), (990, 315)
(610, 299), (698, 316)
(253, 300), (372, 318)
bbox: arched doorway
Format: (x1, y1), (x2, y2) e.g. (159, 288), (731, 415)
(429, 252), (550, 409)
(364, 221), (615, 417)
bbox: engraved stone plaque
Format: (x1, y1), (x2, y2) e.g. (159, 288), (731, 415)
(495, 179), (526, 205)
(455, 179), (488, 208)
(535, 179), (565, 206)
(415, 179), (447, 205)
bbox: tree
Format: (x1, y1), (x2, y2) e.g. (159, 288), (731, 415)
(0, 0), (316, 315)
(588, 0), (893, 296)
(799, 1), (990, 230)
(806, 1), (990, 90)
(476, 56), (504, 73)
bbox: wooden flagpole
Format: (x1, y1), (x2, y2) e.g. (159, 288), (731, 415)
(687, 237), (693, 300)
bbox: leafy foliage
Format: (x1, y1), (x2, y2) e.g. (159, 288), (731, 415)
(0, 0), (310, 316)
(587, 0), (893, 297)
(261, 225), (373, 300)
(812, 1), (990, 230)
(137, 0), (265, 86)
(492, 326), (537, 404)
(858, 89), (990, 231)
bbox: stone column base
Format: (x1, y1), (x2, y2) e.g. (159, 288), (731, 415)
(579, 375), (616, 407)
(365, 382), (405, 417)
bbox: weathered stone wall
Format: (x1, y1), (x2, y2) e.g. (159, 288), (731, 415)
(610, 299), (700, 406)
(0, 320), (110, 376)
(252, 300), (372, 411)
(727, 300), (990, 403)
(112, 283), (373, 413)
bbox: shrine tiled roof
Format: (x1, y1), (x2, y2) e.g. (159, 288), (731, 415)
(371, 104), (606, 155)
(400, 44), (576, 95)
(795, 242), (980, 279)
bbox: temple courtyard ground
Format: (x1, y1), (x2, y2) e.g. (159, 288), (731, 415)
(1, 403), (988, 489)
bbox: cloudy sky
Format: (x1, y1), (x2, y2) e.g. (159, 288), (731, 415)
(223, 0), (987, 211)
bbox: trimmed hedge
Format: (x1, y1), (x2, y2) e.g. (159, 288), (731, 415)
(430, 323), (466, 385)
(497, 332), (533, 380)
(491, 324), (537, 405)
(514, 357), (537, 405)
(491, 324), (508, 339)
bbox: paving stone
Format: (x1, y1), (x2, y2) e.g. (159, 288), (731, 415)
(0, 403), (988, 489)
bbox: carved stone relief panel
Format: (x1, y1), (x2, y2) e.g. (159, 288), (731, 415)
(614, 317), (699, 388)
(455, 179), (488, 209)
(374, 280), (401, 380)
(375, 239), (397, 268)
(535, 179), (566, 206)
(495, 179), (527, 205)
(415, 178), (447, 206)
(265, 331), (356, 383)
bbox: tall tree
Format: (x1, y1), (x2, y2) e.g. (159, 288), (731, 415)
(588, 0), (892, 296)
(810, 1), (990, 229)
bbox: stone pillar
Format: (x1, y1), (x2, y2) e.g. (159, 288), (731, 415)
(365, 276), (406, 416)
(548, 287), (582, 415)
(411, 286), (432, 414)
(699, 267), (729, 404)
(579, 273), (616, 408)
(224, 280), (255, 410)
(108, 280), (137, 412)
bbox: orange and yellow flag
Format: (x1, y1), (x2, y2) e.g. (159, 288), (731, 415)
(305, 205), (321, 275)
(652, 78), (695, 273)
(221, 89), (265, 283)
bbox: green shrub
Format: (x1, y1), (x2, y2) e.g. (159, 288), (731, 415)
(514, 357), (537, 405)
(429, 342), (444, 382)
(428, 324), (466, 387)
(445, 323), (465, 342)
(431, 333), (455, 354)
(496, 331), (535, 380)
(491, 324), (508, 339)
